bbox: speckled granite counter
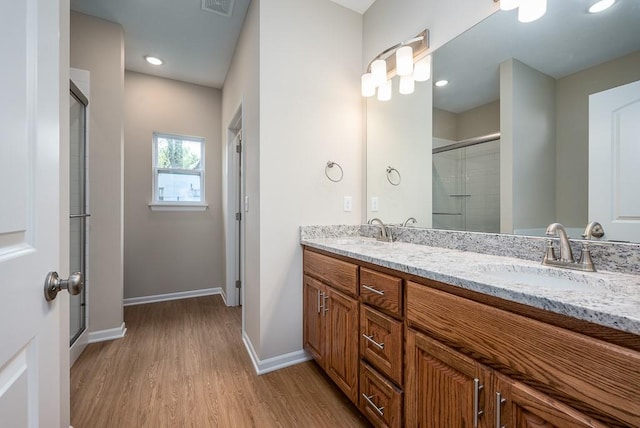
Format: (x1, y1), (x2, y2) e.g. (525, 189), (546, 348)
(301, 233), (640, 336)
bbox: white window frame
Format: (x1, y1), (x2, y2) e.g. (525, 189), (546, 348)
(150, 132), (207, 211)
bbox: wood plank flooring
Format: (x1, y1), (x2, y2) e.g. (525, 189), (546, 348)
(71, 295), (370, 427)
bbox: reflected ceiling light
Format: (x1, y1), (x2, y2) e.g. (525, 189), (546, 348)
(399, 75), (415, 95)
(144, 55), (163, 66)
(377, 79), (392, 101)
(371, 59), (388, 87)
(500, 0), (520, 11)
(414, 55), (431, 82)
(518, 0), (547, 22)
(435, 80), (449, 87)
(589, 0), (615, 13)
(361, 30), (429, 98)
(396, 46), (414, 76)
(361, 73), (376, 97)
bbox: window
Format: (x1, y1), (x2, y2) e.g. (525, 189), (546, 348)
(151, 133), (206, 210)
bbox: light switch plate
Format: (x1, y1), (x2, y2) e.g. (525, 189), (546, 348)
(371, 197), (379, 212)
(343, 196), (353, 212)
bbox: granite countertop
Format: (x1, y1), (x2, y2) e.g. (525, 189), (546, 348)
(301, 236), (640, 336)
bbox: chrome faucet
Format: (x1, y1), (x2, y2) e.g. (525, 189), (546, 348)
(542, 222), (603, 272)
(402, 217), (418, 227)
(369, 218), (392, 242)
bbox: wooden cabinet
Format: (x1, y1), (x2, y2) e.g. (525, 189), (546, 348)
(407, 280), (640, 427)
(406, 329), (491, 428)
(303, 246), (640, 426)
(303, 250), (359, 404)
(360, 360), (403, 428)
(406, 328), (606, 428)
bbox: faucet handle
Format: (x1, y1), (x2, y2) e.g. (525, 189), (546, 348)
(543, 239), (557, 262)
(578, 242), (596, 272)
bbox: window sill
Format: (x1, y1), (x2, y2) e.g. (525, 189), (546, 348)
(149, 203), (208, 212)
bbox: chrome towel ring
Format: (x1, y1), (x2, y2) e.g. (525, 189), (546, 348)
(325, 161), (344, 183)
(386, 166), (401, 186)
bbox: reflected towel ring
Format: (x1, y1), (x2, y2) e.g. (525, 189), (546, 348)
(386, 166), (401, 186)
(325, 161), (344, 183)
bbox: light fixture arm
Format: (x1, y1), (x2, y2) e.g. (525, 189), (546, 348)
(364, 30), (429, 77)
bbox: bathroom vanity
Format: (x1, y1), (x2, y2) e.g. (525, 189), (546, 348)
(301, 231), (640, 427)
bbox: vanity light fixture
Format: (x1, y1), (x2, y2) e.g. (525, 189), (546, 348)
(518, 0), (547, 23)
(144, 55), (164, 66)
(589, 0), (615, 13)
(495, 0), (547, 23)
(361, 30), (429, 100)
(413, 55), (432, 82)
(435, 80), (449, 87)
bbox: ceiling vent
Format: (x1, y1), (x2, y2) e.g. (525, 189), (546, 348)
(202, 0), (234, 17)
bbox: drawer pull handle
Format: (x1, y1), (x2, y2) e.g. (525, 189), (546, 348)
(362, 394), (384, 416)
(317, 290), (322, 313)
(473, 378), (484, 428)
(323, 294), (329, 314)
(362, 284), (385, 296)
(362, 334), (385, 350)
(495, 392), (506, 428)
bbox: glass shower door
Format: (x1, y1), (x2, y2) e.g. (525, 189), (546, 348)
(70, 85), (88, 345)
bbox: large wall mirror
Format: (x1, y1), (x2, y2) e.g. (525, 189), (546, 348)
(366, 0), (640, 241)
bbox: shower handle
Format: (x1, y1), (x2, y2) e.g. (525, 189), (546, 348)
(44, 271), (84, 302)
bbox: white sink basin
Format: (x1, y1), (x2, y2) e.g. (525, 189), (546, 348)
(474, 264), (608, 292)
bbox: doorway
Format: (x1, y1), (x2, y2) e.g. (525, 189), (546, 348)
(69, 69), (90, 364)
(225, 106), (245, 309)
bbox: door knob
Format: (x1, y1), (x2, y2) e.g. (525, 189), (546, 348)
(44, 271), (84, 302)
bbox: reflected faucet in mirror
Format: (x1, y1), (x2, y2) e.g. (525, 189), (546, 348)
(402, 217), (418, 227)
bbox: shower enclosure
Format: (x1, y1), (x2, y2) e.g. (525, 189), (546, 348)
(70, 80), (88, 346)
(432, 134), (500, 233)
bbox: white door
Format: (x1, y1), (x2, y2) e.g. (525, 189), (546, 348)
(0, 0), (67, 427)
(589, 80), (640, 242)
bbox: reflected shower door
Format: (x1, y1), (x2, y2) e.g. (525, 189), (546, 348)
(432, 139), (500, 233)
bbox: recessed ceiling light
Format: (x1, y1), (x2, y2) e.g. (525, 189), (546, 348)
(589, 0), (615, 13)
(144, 55), (163, 66)
(435, 80), (449, 87)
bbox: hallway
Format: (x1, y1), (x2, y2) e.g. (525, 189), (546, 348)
(71, 295), (369, 427)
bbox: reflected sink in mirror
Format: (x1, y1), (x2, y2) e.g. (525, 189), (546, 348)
(473, 264), (619, 293)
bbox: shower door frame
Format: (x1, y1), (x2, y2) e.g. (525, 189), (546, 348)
(69, 69), (90, 365)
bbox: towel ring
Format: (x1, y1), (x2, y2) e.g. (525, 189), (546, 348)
(325, 161), (344, 183)
(386, 166), (401, 186)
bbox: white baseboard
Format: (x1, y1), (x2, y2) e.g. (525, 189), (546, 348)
(88, 322), (127, 343)
(220, 289), (228, 306)
(123, 287), (222, 307)
(242, 331), (311, 375)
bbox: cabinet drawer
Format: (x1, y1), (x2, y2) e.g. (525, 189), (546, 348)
(407, 281), (640, 427)
(303, 249), (358, 296)
(359, 361), (402, 428)
(360, 267), (402, 316)
(360, 305), (403, 386)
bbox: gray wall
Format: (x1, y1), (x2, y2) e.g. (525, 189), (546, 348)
(555, 50), (640, 227)
(70, 11), (124, 333)
(123, 71), (224, 299)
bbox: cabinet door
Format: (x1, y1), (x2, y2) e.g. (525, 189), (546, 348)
(406, 329), (492, 428)
(496, 374), (608, 428)
(303, 275), (325, 366)
(325, 287), (359, 404)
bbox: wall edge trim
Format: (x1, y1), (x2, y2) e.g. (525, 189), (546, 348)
(241, 331), (311, 375)
(87, 322), (127, 343)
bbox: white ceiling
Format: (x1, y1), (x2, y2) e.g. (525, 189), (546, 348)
(329, 0), (377, 14)
(70, 0), (251, 88)
(432, 0), (640, 113)
(70, 0), (376, 89)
